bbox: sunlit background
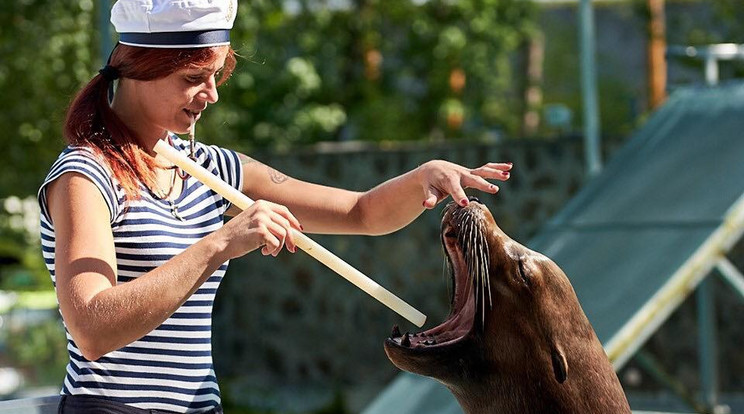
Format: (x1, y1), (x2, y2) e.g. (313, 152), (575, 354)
(1, 0), (743, 413)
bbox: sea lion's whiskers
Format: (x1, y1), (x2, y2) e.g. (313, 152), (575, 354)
(443, 256), (453, 305)
(485, 239), (492, 322)
(482, 234), (492, 308)
(446, 206), (494, 328)
(475, 225), (490, 327)
(452, 208), (493, 330)
(477, 225), (492, 308)
(466, 221), (478, 305)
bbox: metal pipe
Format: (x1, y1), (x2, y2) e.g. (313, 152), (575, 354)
(716, 257), (744, 301)
(634, 350), (708, 413)
(578, 0), (602, 177)
(705, 55), (719, 86)
(696, 278), (719, 410)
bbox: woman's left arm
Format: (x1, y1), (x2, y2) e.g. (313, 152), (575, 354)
(233, 154), (511, 236)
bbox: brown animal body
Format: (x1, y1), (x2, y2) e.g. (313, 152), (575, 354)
(384, 199), (631, 414)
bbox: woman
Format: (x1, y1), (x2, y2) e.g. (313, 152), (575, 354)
(38, 1), (512, 412)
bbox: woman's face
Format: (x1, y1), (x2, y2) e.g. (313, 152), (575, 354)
(123, 46), (230, 138)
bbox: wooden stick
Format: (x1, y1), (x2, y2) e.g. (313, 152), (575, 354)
(154, 139), (427, 327)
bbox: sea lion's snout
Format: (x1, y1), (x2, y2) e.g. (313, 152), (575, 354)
(384, 201), (496, 372)
(383, 201), (632, 414)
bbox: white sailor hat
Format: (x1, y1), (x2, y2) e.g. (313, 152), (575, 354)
(110, 0), (238, 48)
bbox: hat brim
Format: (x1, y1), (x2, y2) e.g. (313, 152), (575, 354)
(119, 30), (230, 48)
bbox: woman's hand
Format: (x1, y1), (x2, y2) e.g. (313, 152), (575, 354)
(418, 161), (512, 209)
(216, 200), (303, 258)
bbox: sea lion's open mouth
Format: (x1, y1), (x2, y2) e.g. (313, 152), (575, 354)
(383, 199), (634, 413)
(386, 199), (490, 351)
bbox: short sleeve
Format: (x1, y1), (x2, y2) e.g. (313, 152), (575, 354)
(37, 147), (122, 225)
(204, 145), (243, 190)
(196, 142), (244, 213)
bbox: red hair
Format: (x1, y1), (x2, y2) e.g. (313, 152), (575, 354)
(64, 44), (236, 200)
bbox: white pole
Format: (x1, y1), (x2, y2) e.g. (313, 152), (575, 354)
(154, 139), (427, 327)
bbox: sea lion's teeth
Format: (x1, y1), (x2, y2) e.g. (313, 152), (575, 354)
(391, 325), (402, 339)
(401, 333), (411, 347)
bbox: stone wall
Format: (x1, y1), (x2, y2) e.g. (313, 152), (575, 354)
(211, 138), (587, 412)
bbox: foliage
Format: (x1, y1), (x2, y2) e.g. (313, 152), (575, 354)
(0, 0), (535, 197)
(663, 0), (744, 81)
(676, 0), (744, 44)
(0, 0), (100, 198)
(4, 310), (68, 386)
(0, 197), (50, 291)
(207, 0), (535, 152)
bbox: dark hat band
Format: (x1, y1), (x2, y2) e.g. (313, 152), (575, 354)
(119, 29), (230, 48)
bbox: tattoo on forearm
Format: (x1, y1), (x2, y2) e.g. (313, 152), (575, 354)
(240, 153), (287, 184)
(268, 167), (288, 184)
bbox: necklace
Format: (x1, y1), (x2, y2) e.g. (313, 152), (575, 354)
(158, 131), (194, 220)
(152, 165), (184, 221)
(175, 118), (196, 180)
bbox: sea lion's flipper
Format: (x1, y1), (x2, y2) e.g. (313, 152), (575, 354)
(551, 347), (568, 383)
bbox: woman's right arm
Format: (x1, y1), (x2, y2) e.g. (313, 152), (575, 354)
(47, 172), (300, 361)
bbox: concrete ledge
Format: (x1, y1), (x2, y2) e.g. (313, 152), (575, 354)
(0, 395), (60, 414)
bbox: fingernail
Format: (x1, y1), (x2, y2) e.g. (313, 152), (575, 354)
(507, 162), (513, 166)
(299, 224), (304, 231)
(503, 172), (510, 177)
(460, 198), (469, 206)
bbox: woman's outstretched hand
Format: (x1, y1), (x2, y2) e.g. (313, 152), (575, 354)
(418, 161), (512, 209)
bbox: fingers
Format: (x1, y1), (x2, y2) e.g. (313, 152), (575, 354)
(423, 174), (470, 209)
(244, 200), (301, 256)
(259, 219), (293, 256)
(463, 174), (500, 195)
(447, 174), (470, 207)
(471, 162), (512, 181)
(423, 187), (444, 209)
(421, 161), (513, 209)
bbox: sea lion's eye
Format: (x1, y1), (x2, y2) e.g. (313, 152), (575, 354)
(517, 259), (530, 286)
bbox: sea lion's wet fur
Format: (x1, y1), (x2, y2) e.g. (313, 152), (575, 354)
(384, 201), (631, 413)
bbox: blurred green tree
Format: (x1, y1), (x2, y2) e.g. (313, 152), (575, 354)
(0, 0), (100, 198)
(0, 0), (535, 198)
(5, 308), (68, 387)
(209, 0), (535, 151)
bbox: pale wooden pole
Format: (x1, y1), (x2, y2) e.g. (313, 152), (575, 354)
(153, 140), (427, 328)
(647, 0), (667, 109)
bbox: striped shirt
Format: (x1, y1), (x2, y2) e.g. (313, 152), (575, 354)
(37, 135), (243, 413)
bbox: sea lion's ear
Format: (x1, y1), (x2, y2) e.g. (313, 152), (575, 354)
(551, 347), (568, 383)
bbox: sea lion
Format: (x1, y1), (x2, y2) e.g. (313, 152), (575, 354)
(384, 198), (631, 414)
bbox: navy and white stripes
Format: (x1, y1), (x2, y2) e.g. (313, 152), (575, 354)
(38, 135), (243, 413)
